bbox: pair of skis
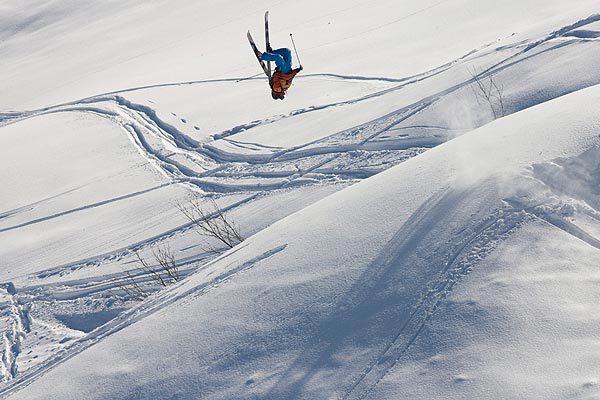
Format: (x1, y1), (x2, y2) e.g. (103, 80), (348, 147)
(247, 11), (272, 85)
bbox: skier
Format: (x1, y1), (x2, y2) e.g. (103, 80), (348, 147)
(261, 47), (303, 100)
(247, 12), (303, 100)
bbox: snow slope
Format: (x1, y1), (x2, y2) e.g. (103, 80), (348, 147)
(1, 0), (600, 398)
(8, 78), (600, 400)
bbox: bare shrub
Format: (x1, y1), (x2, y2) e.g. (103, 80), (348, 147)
(470, 68), (505, 119)
(116, 269), (149, 301)
(135, 246), (180, 287)
(115, 245), (180, 300)
(178, 197), (244, 251)
(114, 198), (243, 301)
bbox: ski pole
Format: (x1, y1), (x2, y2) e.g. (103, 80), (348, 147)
(289, 33), (302, 68)
(235, 71), (264, 83)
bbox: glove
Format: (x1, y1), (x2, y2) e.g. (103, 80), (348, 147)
(298, 65), (303, 72)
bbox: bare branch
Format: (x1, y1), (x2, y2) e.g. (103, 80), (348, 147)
(470, 68), (505, 119)
(177, 197), (244, 250)
(136, 251), (167, 287)
(490, 77), (505, 117)
(153, 246), (180, 284)
(114, 269), (149, 301)
(115, 245), (181, 301)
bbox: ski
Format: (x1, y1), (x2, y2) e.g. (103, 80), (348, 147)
(247, 30), (271, 84)
(265, 11), (272, 78)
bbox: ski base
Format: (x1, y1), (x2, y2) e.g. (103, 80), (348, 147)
(247, 30), (271, 84)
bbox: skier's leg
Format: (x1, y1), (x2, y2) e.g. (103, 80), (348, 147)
(272, 48), (292, 73)
(261, 52), (285, 71)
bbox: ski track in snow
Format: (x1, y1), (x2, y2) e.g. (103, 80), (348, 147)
(342, 204), (531, 400)
(342, 147), (600, 400)
(0, 183), (176, 234)
(0, 284), (30, 384)
(1, 14), (600, 396)
(475, 14), (600, 79)
(0, 244), (287, 397)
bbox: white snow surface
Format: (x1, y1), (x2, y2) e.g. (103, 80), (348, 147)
(1, 1), (600, 399)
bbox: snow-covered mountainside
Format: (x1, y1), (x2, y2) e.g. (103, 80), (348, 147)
(1, 1), (599, 399)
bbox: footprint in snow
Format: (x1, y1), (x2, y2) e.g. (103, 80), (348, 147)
(181, 118), (187, 123)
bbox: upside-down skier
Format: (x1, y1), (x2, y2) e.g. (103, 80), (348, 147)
(247, 12), (303, 101)
(261, 47), (303, 100)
